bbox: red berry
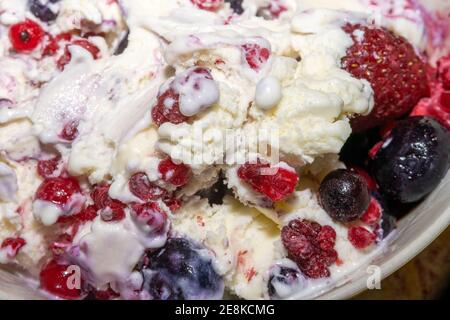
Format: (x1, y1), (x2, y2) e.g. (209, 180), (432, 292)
(49, 234), (73, 255)
(131, 202), (167, 231)
(158, 158), (191, 187)
(241, 43), (270, 71)
(89, 287), (120, 300)
(42, 32), (72, 56)
(57, 39), (100, 70)
(268, 0), (287, 18)
(40, 260), (85, 300)
(348, 226), (376, 249)
(237, 161), (298, 202)
(36, 177), (81, 206)
(37, 156), (61, 178)
(1, 237), (26, 258)
(163, 196), (182, 212)
(60, 120), (79, 141)
(342, 24), (429, 131)
(438, 54), (450, 90)
(151, 88), (187, 126)
(368, 141), (383, 160)
(281, 219), (337, 279)
(9, 19), (44, 52)
(360, 197), (382, 225)
(129, 172), (167, 202)
(350, 166), (377, 191)
(191, 0), (224, 11)
(91, 185), (125, 222)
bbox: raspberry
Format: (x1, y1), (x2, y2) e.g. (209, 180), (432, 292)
(191, 0), (224, 11)
(42, 32), (72, 56)
(360, 197), (382, 225)
(151, 88), (187, 126)
(163, 195), (182, 212)
(9, 19), (44, 52)
(40, 260), (85, 299)
(57, 39), (100, 70)
(348, 226), (376, 249)
(158, 158), (191, 187)
(58, 205), (98, 224)
(129, 173), (167, 201)
(237, 161), (298, 202)
(91, 185), (112, 209)
(281, 219), (337, 279)
(37, 156), (61, 178)
(36, 177), (81, 206)
(342, 24), (429, 131)
(60, 120), (79, 141)
(1, 237), (26, 258)
(241, 43), (270, 71)
(131, 202), (167, 232)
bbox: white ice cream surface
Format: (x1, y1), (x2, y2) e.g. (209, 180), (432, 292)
(0, 0), (447, 300)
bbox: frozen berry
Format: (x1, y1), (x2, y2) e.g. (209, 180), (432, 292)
(1, 237), (26, 259)
(191, 0), (224, 11)
(340, 129), (381, 168)
(29, 0), (60, 22)
(57, 39), (100, 70)
(37, 156), (61, 178)
(40, 259), (85, 299)
(140, 238), (224, 300)
(225, 0), (244, 14)
(360, 197), (382, 226)
(238, 161), (298, 202)
(319, 169), (371, 222)
(60, 120), (79, 141)
(131, 202), (167, 232)
(36, 177), (81, 206)
(268, 263), (305, 299)
(372, 116), (450, 203)
(129, 172), (167, 201)
(241, 43), (270, 71)
(158, 158), (191, 187)
(42, 32), (72, 56)
(91, 185), (125, 222)
(348, 226), (376, 249)
(9, 19), (44, 52)
(151, 88), (187, 126)
(281, 219), (337, 279)
(342, 24), (429, 131)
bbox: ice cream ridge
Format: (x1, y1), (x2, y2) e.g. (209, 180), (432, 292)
(0, 0), (449, 300)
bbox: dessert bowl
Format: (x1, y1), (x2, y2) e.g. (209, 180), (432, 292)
(1, 172), (449, 300)
(0, 0), (449, 301)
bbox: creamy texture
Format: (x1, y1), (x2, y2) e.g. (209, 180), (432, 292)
(0, 0), (448, 300)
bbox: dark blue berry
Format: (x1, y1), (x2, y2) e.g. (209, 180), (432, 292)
(372, 116), (450, 203)
(29, 0), (60, 22)
(268, 264), (305, 299)
(114, 31), (129, 56)
(141, 238), (224, 300)
(319, 169), (371, 222)
(340, 128), (381, 168)
(225, 0), (244, 14)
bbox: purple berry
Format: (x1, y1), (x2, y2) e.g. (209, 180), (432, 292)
(319, 169), (371, 222)
(225, 0), (244, 14)
(140, 238), (224, 300)
(29, 0), (60, 22)
(372, 116), (450, 203)
(268, 262), (305, 299)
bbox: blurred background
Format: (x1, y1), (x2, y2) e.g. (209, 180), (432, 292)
(355, 228), (450, 299)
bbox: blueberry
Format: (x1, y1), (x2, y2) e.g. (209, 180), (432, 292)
(319, 169), (371, 222)
(140, 238), (224, 300)
(29, 0), (60, 22)
(197, 172), (229, 205)
(340, 128), (381, 168)
(268, 262), (305, 299)
(372, 116), (450, 203)
(114, 31), (129, 56)
(225, 0), (244, 14)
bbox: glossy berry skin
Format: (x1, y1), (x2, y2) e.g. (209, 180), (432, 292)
(140, 238), (224, 300)
(319, 169), (371, 222)
(40, 260), (85, 299)
(342, 24), (429, 131)
(372, 116), (450, 203)
(129, 172), (167, 202)
(158, 158), (191, 187)
(1, 237), (26, 258)
(36, 177), (81, 206)
(29, 0), (60, 22)
(9, 19), (44, 52)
